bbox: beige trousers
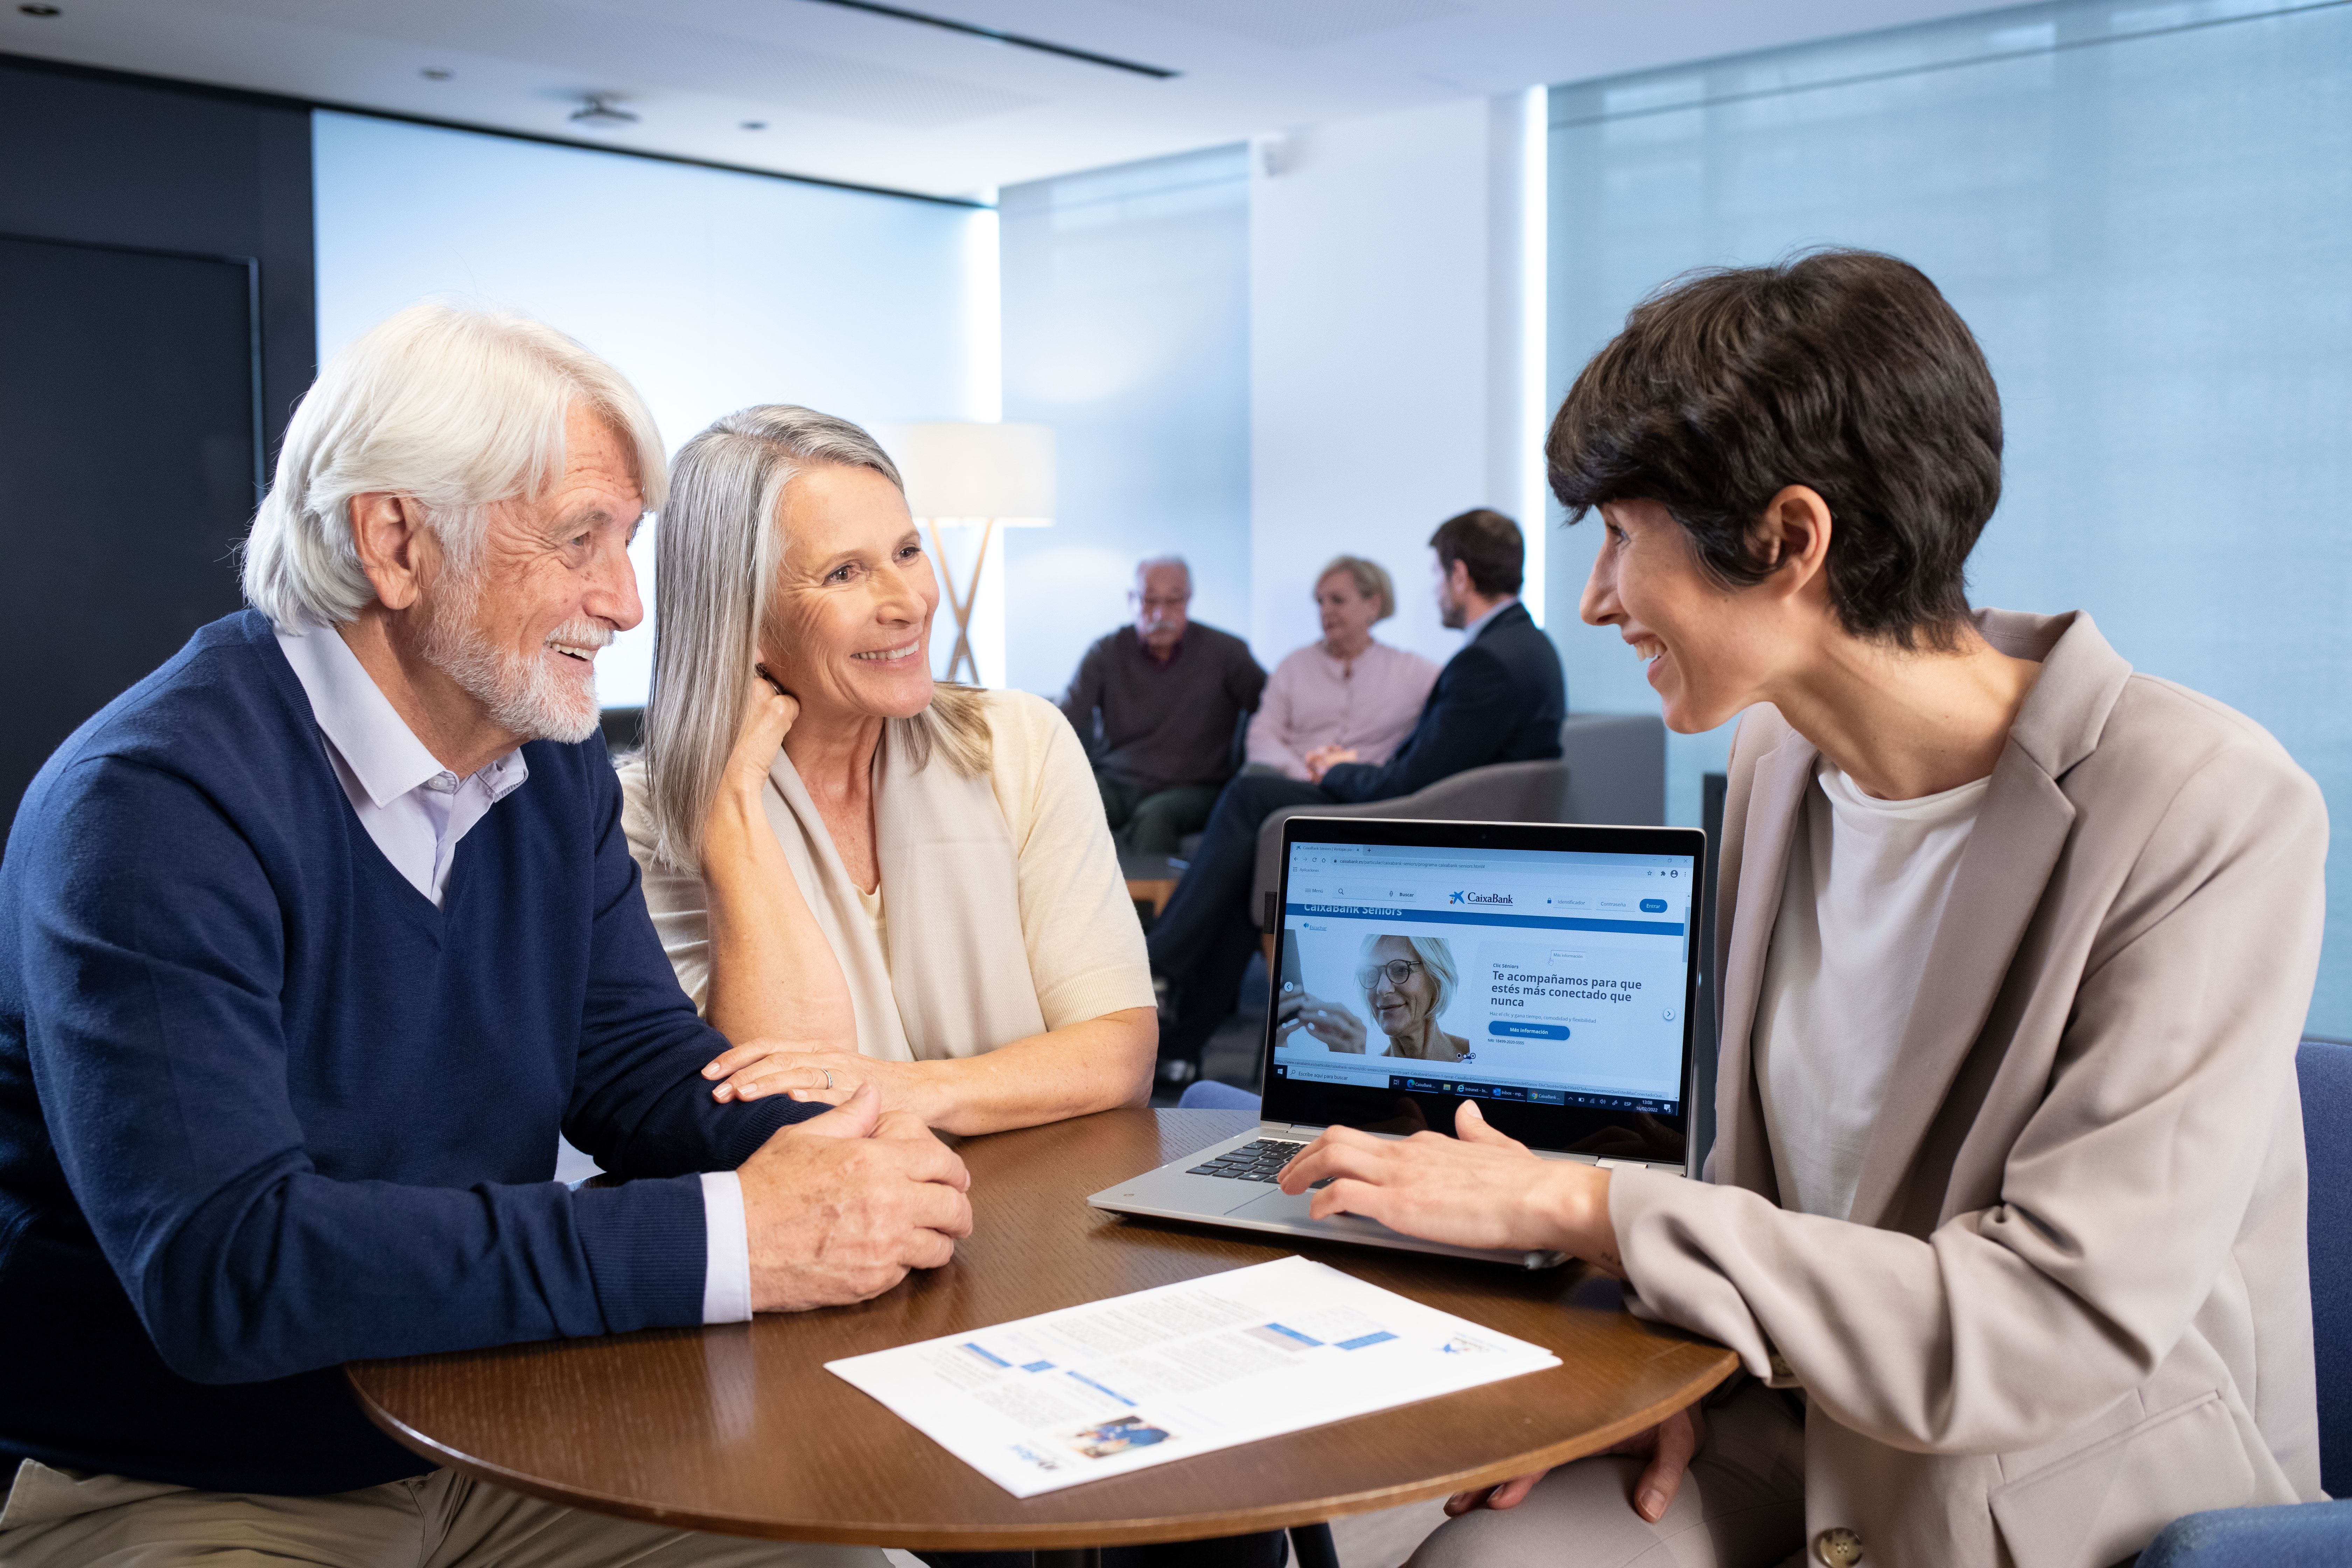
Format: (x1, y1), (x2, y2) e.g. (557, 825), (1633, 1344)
(0, 1460), (888, 1568)
(1404, 1382), (1807, 1568)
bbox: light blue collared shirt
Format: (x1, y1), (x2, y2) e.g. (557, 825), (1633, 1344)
(275, 622), (750, 1325)
(1459, 595), (1519, 645)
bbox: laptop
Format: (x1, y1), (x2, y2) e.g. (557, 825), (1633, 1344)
(1089, 815), (1706, 1269)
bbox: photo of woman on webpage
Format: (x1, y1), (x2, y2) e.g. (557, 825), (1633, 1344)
(1275, 933), (1472, 1063)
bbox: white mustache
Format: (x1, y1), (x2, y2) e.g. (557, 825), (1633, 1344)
(544, 622), (614, 653)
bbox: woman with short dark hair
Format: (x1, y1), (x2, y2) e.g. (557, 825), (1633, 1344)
(1278, 250), (2327, 1568)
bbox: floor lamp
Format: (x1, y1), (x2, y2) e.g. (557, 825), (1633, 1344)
(875, 421), (1056, 687)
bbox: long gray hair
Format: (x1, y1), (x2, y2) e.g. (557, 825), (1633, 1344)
(639, 404), (989, 874)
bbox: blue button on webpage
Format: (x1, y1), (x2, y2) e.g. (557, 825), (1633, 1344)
(1640, 897), (1668, 912)
(1488, 1021), (1570, 1040)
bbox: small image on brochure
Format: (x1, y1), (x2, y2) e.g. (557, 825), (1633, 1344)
(1066, 1415), (1174, 1460)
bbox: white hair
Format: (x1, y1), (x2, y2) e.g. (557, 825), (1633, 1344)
(639, 404), (989, 875)
(240, 299), (667, 628)
(1133, 554), (1191, 593)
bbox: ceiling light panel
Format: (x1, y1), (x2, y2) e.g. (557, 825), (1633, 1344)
(1109, 0), (1468, 51)
(184, 0), (1041, 129)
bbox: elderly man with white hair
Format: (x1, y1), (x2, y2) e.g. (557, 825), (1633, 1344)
(0, 302), (966, 1565)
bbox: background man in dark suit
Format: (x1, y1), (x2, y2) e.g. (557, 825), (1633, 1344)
(1144, 509), (1566, 1078)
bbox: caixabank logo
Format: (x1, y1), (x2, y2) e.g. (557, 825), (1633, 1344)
(1448, 890), (1515, 906)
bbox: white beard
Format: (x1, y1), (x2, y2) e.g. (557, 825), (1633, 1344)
(419, 572), (607, 746)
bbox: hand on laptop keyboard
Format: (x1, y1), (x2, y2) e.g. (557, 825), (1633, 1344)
(1186, 1139), (1333, 1188)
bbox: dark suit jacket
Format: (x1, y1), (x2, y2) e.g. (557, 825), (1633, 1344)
(1318, 600), (1565, 803)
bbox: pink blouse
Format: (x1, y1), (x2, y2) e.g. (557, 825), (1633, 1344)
(1246, 639), (1441, 781)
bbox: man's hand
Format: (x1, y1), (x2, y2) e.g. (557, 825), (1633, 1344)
(736, 1083), (972, 1312)
(1302, 744), (1360, 783)
(1276, 1099), (1618, 1266)
(1443, 1402), (1705, 1524)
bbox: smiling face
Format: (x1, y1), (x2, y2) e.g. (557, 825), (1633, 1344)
(415, 403), (644, 743)
(1362, 934), (1437, 1039)
(1315, 569), (1379, 654)
(757, 462), (939, 723)
(1580, 498), (1792, 735)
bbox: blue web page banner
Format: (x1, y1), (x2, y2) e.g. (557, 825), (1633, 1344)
(1284, 902), (1683, 937)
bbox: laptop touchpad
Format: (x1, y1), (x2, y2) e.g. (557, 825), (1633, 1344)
(1227, 1186), (1395, 1238)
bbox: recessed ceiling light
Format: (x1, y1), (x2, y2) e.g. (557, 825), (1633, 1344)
(420, 67), (452, 81)
(18, 5), (63, 16)
(740, 120), (768, 131)
(569, 93), (639, 129)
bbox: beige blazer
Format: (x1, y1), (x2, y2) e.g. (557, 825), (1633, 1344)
(1608, 609), (2327, 1568)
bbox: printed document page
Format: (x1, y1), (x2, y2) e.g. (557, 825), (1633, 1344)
(826, 1255), (1560, 1497)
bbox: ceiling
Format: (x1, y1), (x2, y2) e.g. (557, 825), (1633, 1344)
(1, 0), (2015, 201)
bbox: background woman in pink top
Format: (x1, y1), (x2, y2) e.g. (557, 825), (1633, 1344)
(1246, 555), (1440, 781)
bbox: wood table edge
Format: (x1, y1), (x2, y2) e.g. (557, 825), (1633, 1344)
(345, 1351), (1740, 1550)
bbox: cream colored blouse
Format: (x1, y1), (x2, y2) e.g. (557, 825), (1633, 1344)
(616, 690), (1153, 1060)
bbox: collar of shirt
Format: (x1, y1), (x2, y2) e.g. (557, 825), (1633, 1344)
(1460, 596), (1519, 645)
(1140, 630), (1186, 668)
(275, 621), (528, 903)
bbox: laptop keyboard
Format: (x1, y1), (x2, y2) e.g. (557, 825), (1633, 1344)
(1185, 1138), (1331, 1188)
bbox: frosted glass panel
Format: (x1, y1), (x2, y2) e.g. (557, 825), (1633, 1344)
(999, 146), (1250, 699)
(1545, 0), (2352, 1033)
(313, 111), (991, 709)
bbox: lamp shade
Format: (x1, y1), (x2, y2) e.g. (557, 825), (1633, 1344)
(875, 421), (1055, 526)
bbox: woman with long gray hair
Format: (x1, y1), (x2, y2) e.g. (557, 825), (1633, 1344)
(617, 406), (1158, 1134)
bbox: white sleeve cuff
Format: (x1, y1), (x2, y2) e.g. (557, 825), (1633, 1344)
(698, 1169), (752, 1324)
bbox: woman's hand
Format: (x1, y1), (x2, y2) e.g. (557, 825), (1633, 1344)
(1442, 1402), (1705, 1524)
(717, 669), (799, 810)
(703, 1040), (934, 1118)
(1274, 992), (1367, 1052)
(1276, 1099), (1618, 1265)
(1302, 744), (1359, 783)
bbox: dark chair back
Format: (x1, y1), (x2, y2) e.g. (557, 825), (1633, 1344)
(2299, 1037), (2352, 1498)
(599, 705), (644, 756)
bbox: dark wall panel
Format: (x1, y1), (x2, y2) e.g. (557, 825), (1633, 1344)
(0, 55), (313, 456)
(0, 237), (261, 827)
(0, 54), (314, 835)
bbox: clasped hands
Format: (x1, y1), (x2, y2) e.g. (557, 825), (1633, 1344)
(1301, 743), (1359, 783)
(1274, 1100), (1703, 1526)
(735, 1079), (972, 1313)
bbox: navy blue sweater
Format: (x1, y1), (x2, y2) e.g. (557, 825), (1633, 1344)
(0, 611), (813, 1494)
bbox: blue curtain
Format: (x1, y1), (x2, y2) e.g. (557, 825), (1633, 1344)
(1545, 0), (2352, 1033)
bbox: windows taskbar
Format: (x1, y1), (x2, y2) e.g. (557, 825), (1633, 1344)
(1272, 1065), (1675, 1115)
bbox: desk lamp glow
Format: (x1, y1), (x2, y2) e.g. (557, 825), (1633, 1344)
(876, 421), (1055, 687)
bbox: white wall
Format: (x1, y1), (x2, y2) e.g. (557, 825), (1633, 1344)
(312, 110), (994, 707)
(999, 146), (1251, 698)
(1247, 92), (1547, 673)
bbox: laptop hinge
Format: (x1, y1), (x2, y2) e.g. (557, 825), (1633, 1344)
(1258, 1121), (1322, 1139)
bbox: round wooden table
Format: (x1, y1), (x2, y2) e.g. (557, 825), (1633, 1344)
(348, 1109), (1736, 1556)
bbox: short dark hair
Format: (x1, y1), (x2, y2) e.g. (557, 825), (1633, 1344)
(1546, 249), (2001, 650)
(1429, 509), (1524, 598)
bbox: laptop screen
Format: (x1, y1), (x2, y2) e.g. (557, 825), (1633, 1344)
(1257, 818), (1702, 1165)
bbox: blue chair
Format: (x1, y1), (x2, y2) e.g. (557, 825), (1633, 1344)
(1177, 1079), (1261, 1113)
(2139, 1038), (2352, 1565)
